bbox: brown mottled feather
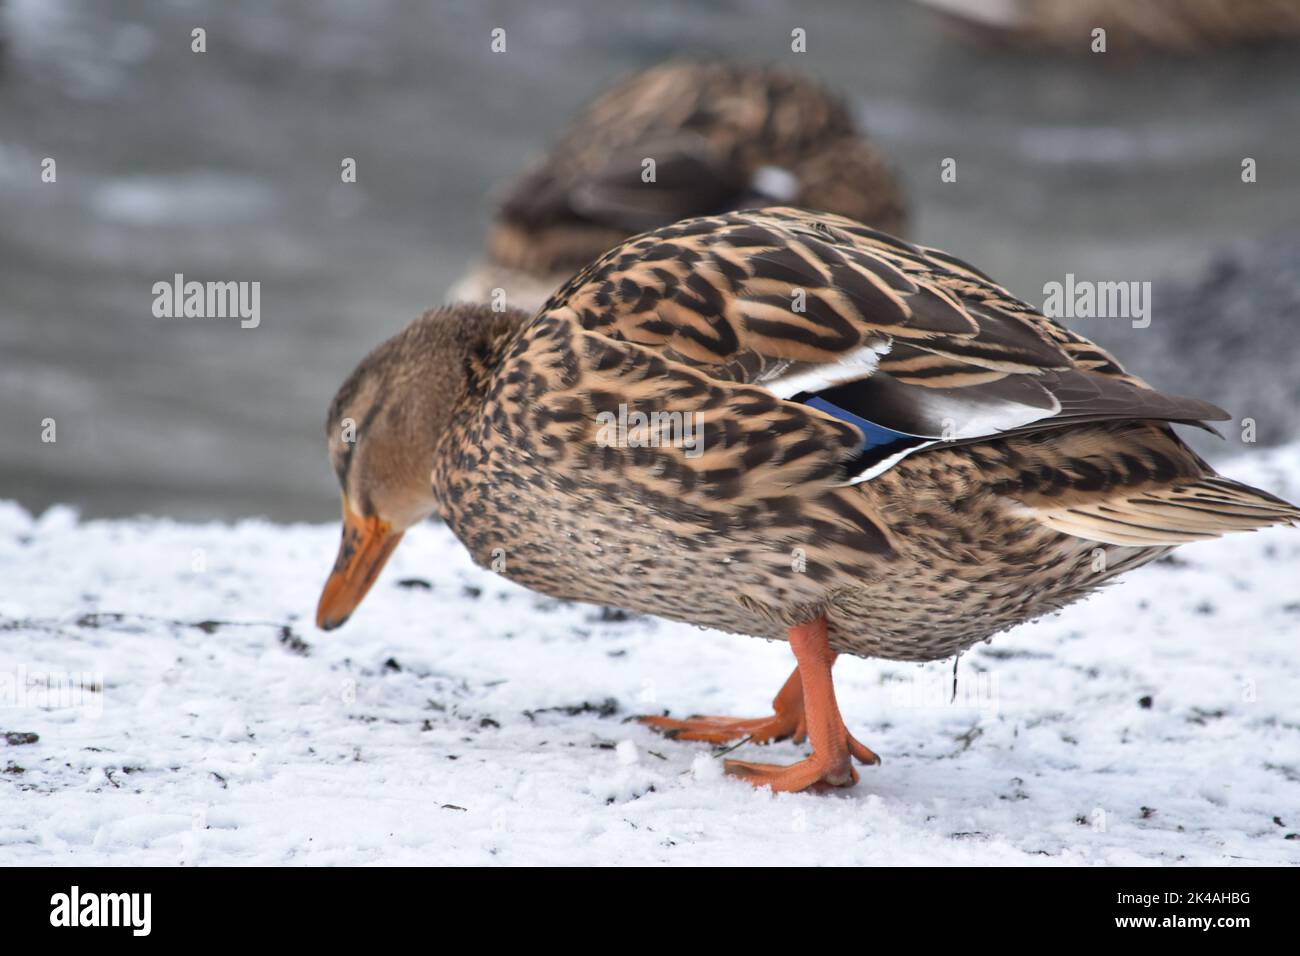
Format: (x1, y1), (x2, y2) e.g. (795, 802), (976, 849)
(540, 207), (1225, 445)
(409, 210), (1299, 661)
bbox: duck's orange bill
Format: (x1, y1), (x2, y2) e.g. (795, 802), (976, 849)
(316, 499), (404, 631)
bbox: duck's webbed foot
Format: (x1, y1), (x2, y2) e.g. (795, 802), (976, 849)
(724, 620), (880, 792)
(638, 666), (806, 744)
(639, 620), (881, 793)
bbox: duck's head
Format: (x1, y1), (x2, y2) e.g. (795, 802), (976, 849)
(315, 303), (527, 630)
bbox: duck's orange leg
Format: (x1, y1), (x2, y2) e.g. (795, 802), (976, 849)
(726, 617), (879, 792)
(638, 666), (807, 744)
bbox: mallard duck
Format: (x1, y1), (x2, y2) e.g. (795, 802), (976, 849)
(916, 0), (1300, 52)
(450, 61), (906, 314)
(318, 207), (1299, 793)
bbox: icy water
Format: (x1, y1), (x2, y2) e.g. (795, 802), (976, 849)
(3, 0), (1299, 521)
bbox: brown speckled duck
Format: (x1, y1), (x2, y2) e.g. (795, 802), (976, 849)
(450, 61), (907, 313)
(318, 207), (1299, 793)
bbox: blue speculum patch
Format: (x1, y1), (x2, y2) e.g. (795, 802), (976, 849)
(804, 396), (916, 450)
(801, 395), (932, 480)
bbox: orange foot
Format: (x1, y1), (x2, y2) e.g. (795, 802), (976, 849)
(642, 619), (881, 794)
(638, 667), (807, 744)
(726, 732), (880, 792)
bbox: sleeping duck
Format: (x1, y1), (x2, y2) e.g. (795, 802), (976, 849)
(318, 207), (1298, 793)
(450, 61), (906, 313)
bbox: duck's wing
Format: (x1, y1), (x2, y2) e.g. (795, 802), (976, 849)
(500, 131), (747, 236)
(500, 311), (867, 512)
(497, 62), (751, 236)
(529, 207), (1226, 485)
(496, 62), (864, 237)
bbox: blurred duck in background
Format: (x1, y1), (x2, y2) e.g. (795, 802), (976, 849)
(451, 60), (907, 313)
(917, 0), (1300, 51)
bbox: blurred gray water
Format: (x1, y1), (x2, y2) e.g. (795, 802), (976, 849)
(2, 0), (1299, 521)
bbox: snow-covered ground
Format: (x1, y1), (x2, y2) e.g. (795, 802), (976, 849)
(1, 447), (1298, 866)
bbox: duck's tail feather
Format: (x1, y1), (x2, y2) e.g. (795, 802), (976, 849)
(1029, 476), (1300, 547)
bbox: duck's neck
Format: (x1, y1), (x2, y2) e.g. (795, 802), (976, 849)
(429, 305), (533, 519)
(461, 305), (532, 395)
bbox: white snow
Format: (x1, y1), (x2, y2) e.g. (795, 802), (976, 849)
(1, 446), (1298, 866)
